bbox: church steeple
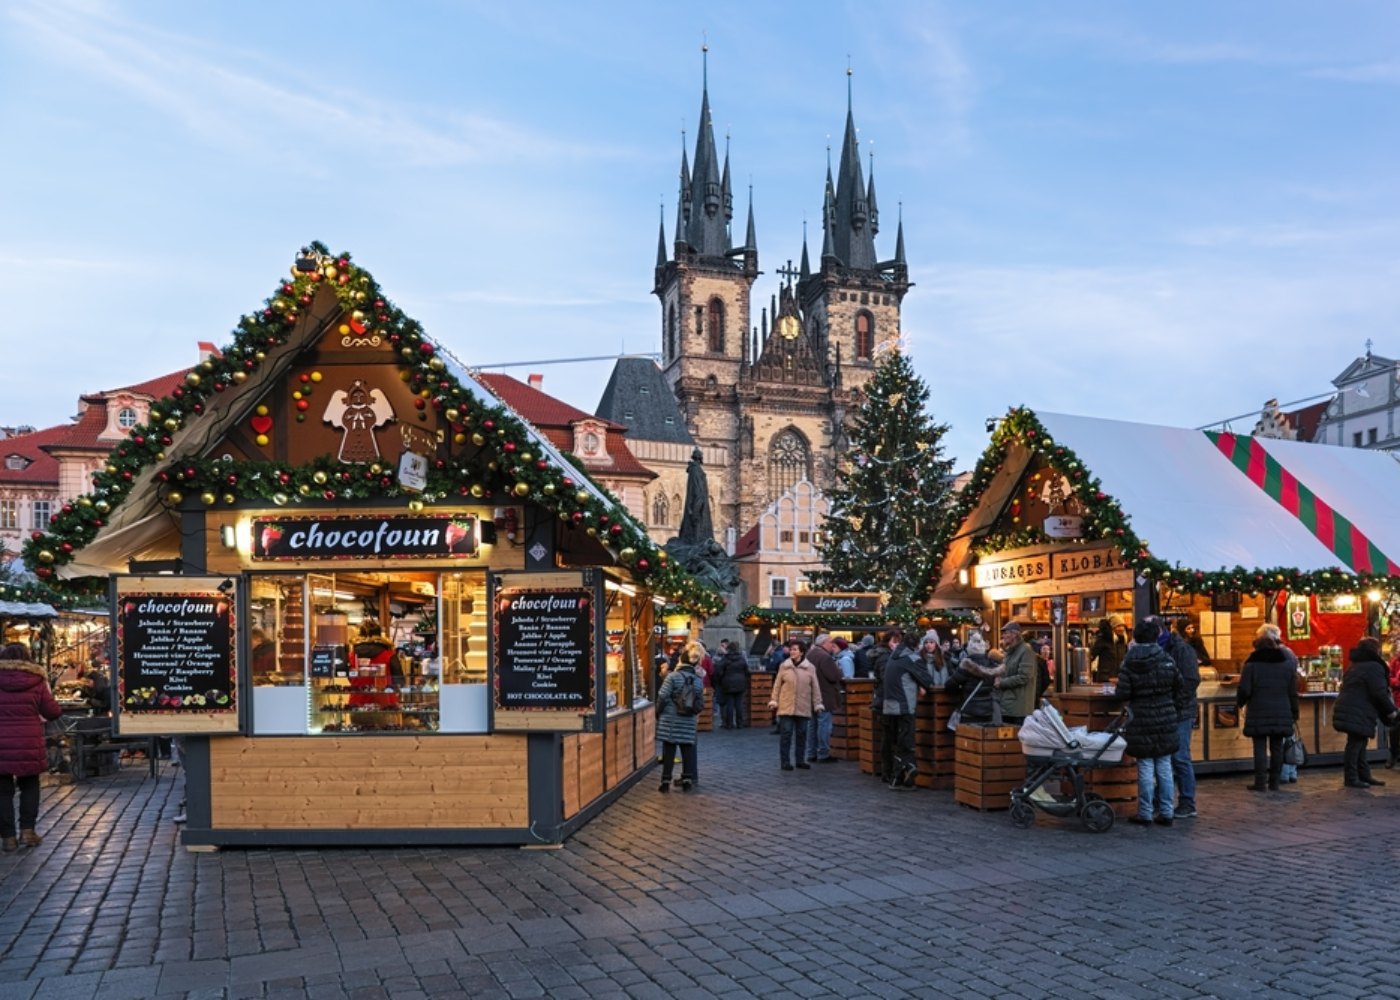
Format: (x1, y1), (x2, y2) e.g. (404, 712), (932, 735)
(744, 186), (756, 251)
(656, 204), (668, 269)
(832, 68), (877, 270)
(681, 45), (730, 257)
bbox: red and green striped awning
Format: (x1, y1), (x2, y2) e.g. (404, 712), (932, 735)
(1206, 430), (1400, 576)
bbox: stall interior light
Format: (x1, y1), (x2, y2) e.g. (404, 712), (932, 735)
(220, 524), (238, 549)
(604, 580), (638, 597)
(957, 568), (970, 587)
(1367, 589), (1384, 602)
(311, 588), (359, 604)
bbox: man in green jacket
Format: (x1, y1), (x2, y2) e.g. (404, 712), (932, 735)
(994, 622), (1038, 723)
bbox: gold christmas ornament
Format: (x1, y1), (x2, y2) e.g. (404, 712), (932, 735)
(513, 482), (530, 497)
(272, 492), (288, 506)
(200, 492), (217, 506)
(313, 471), (328, 485)
(106, 464), (118, 475)
(445, 408), (460, 423)
(520, 452), (532, 463)
(298, 484), (312, 496)
(163, 492), (181, 507)
(185, 372), (201, 386)
(37, 550), (54, 564)
(77, 497), (92, 507)
(369, 463), (382, 475)
(470, 484), (484, 498)
(231, 371), (247, 384)
(429, 357), (444, 371)
(164, 418), (180, 432)
(576, 491), (590, 504)
(94, 500), (110, 513)
(542, 483), (555, 496)
(471, 432), (486, 447)
(408, 499), (424, 513)
(222, 493), (236, 505)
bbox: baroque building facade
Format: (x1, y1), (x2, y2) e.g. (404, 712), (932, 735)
(645, 64), (911, 552)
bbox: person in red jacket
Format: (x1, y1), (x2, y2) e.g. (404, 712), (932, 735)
(0, 642), (62, 851)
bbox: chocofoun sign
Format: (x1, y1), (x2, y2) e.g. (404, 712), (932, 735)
(251, 514), (477, 561)
(494, 588), (595, 716)
(114, 576), (240, 735)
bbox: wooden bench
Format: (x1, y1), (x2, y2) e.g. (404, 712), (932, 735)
(74, 735), (160, 781)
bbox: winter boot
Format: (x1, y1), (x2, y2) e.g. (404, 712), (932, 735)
(19, 830), (41, 848)
(1, 837), (15, 853)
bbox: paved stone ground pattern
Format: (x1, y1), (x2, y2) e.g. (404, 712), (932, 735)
(1, 729), (1398, 998)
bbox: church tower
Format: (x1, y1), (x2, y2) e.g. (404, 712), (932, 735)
(654, 48), (759, 544)
(796, 69), (911, 399)
(646, 63), (911, 546)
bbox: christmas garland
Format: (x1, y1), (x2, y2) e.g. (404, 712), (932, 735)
(951, 407), (1374, 596)
(737, 605), (979, 629)
(21, 242), (723, 619)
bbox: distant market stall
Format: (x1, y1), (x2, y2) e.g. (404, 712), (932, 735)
(929, 407), (1400, 773)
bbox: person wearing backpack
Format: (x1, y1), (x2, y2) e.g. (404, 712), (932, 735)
(768, 640), (824, 772)
(656, 640), (705, 792)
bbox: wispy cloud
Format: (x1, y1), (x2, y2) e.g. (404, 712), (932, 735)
(6, 0), (635, 174)
(1311, 60), (1400, 84)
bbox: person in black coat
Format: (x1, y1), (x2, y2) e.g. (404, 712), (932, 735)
(1115, 619), (1188, 826)
(711, 640), (749, 730)
(1236, 626), (1299, 792)
(943, 632), (1001, 724)
(1090, 616), (1127, 683)
(1332, 637), (1399, 789)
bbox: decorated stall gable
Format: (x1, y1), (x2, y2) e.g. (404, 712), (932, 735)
(115, 576), (239, 735)
(1208, 431), (1400, 577)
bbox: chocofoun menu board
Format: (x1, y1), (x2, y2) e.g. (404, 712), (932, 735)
(493, 578), (596, 731)
(114, 576), (241, 735)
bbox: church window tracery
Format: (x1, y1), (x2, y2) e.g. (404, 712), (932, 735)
(768, 428), (811, 500)
(652, 492), (670, 527)
(708, 297), (725, 353)
(855, 311), (874, 360)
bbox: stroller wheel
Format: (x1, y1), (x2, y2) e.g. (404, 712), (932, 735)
(1081, 799), (1115, 833)
(1010, 801), (1036, 829)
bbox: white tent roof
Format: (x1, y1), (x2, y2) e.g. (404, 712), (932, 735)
(1034, 412), (1400, 573)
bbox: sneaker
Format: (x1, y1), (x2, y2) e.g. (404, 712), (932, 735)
(679, 778), (693, 792)
(1175, 806), (1198, 819)
(1, 837), (16, 853)
(889, 780), (917, 791)
(1127, 816), (1152, 826)
(172, 812), (187, 824)
(18, 830), (41, 848)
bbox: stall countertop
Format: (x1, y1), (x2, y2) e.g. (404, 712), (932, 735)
(1198, 688), (1337, 701)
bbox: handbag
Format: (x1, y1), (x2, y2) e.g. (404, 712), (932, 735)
(1282, 724), (1307, 767)
(946, 682), (982, 732)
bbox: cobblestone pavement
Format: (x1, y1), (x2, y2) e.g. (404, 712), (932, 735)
(2, 730), (1398, 999)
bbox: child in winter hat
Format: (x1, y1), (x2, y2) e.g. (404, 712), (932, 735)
(965, 632), (989, 656)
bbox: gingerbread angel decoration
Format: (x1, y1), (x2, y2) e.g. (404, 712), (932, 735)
(322, 379), (395, 463)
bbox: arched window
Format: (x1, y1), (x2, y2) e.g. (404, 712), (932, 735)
(855, 310), (874, 360)
(707, 297), (725, 353)
(666, 305), (677, 360)
(768, 428), (811, 500)
(652, 492), (670, 527)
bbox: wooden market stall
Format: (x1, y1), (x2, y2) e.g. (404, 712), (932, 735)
(929, 408), (1400, 780)
(26, 244), (719, 848)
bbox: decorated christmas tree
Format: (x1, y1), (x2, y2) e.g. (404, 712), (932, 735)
(810, 349), (955, 617)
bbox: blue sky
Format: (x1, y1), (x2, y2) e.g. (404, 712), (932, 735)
(2, 1), (1397, 468)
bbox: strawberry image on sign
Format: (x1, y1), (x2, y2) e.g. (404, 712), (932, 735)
(445, 520), (471, 550)
(260, 524), (284, 550)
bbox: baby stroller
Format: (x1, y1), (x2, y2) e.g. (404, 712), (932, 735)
(1010, 702), (1130, 834)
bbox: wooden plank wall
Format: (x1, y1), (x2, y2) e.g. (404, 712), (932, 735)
(560, 706), (656, 820)
(845, 679), (877, 774)
(209, 735), (528, 829)
(952, 723), (1022, 811)
(748, 674), (775, 728)
(1057, 695), (1137, 817)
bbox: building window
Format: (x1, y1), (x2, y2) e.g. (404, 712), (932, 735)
(768, 428), (811, 501)
(1354, 431), (1364, 447)
(117, 407), (139, 429)
(667, 305), (677, 360)
(4, 455), (25, 471)
(31, 501), (51, 530)
(799, 531), (810, 545)
(855, 311), (874, 360)
(780, 529), (793, 544)
(1368, 427), (1379, 445)
(0, 500), (15, 530)
(796, 578), (810, 593)
(770, 577), (787, 597)
(652, 492), (670, 527)
(694, 305), (704, 339)
(707, 298), (725, 353)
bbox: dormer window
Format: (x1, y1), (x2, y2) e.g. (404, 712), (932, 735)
(117, 407), (139, 429)
(4, 454), (28, 471)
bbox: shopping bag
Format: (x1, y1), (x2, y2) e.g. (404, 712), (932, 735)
(1282, 726), (1307, 767)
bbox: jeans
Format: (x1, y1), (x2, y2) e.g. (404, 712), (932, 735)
(720, 690), (745, 729)
(0, 774), (40, 837)
(807, 709), (833, 760)
(660, 741), (697, 785)
(778, 716), (811, 767)
(1172, 715), (1197, 809)
(1344, 733), (1374, 783)
(1135, 756), (1174, 820)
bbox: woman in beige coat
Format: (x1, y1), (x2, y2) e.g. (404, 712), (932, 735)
(768, 640), (824, 771)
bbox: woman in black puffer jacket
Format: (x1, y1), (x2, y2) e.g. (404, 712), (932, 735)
(943, 632), (1002, 724)
(1236, 625), (1299, 792)
(1332, 637), (1398, 789)
(1115, 619), (1187, 826)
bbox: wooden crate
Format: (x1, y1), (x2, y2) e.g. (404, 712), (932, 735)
(1054, 693), (1137, 815)
(748, 673), (776, 728)
(843, 679), (877, 773)
(952, 724), (1022, 811)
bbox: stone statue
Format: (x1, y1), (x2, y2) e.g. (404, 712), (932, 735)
(666, 448), (738, 593)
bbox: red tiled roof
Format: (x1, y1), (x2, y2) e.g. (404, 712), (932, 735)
(39, 404), (111, 452)
(113, 368), (189, 402)
(733, 523), (760, 557)
(1286, 400), (1328, 443)
(0, 425), (64, 486)
(475, 373), (653, 478)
